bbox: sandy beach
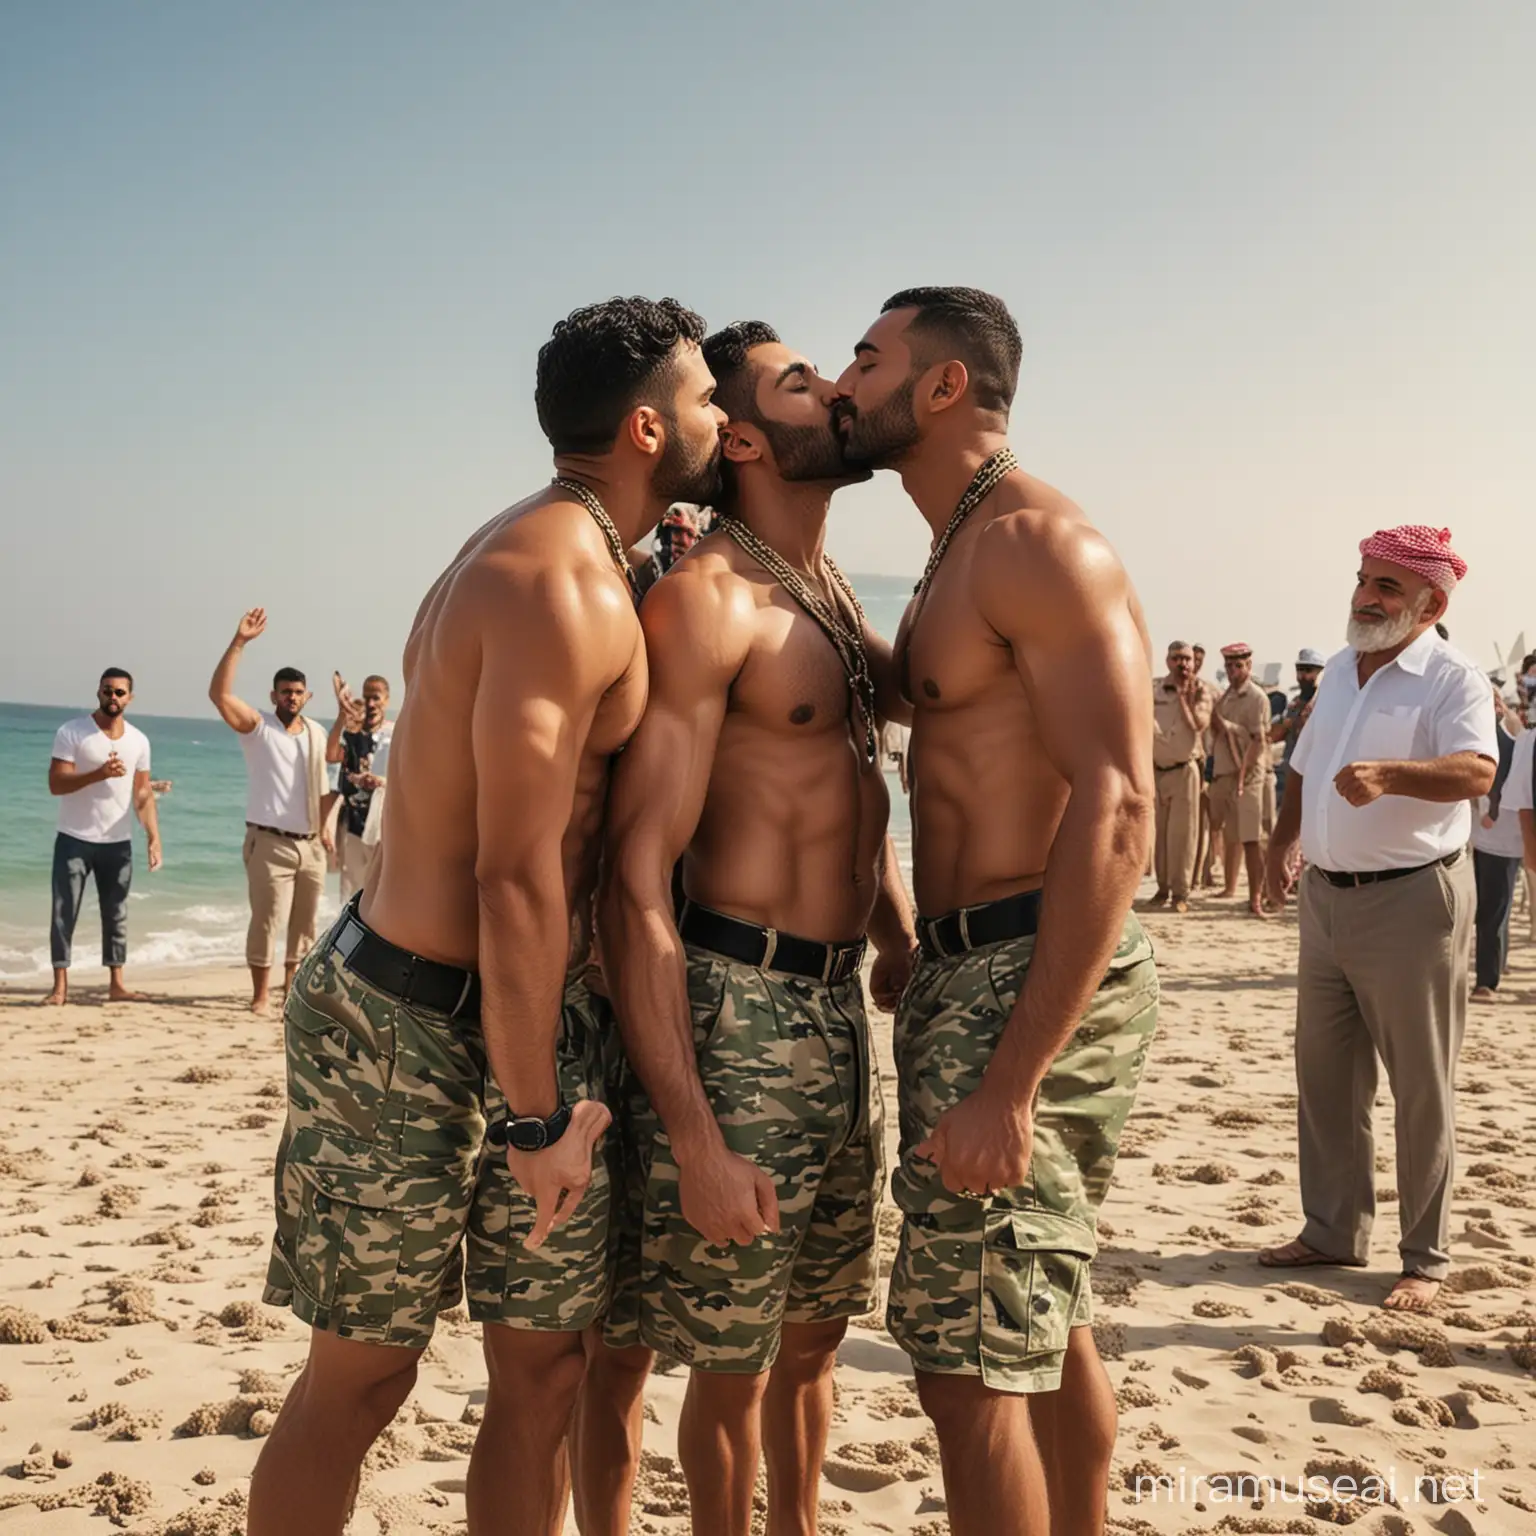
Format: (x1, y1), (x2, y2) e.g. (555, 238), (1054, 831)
(3, 892), (1534, 1536)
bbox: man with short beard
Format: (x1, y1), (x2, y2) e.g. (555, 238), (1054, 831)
(1148, 640), (1212, 913)
(832, 288), (1159, 1536)
(248, 296), (724, 1536)
(1210, 642), (1274, 916)
(577, 321), (917, 1536)
(1259, 526), (1495, 1313)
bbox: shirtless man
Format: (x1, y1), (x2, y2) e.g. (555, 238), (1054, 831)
(832, 288), (1159, 1536)
(248, 296), (723, 1536)
(579, 321), (918, 1536)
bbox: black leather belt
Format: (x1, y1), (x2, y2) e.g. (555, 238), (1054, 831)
(919, 888), (1042, 960)
(329, 895), (480, 1020)
(678, 900), (865, 985)
(1315, 850), (1462, 889)
(248, 822), (317, 841)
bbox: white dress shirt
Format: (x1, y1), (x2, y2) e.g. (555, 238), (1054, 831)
(1289, 629), (1497, 873)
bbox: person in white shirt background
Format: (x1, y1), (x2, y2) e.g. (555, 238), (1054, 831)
(1470, 684), (1534, 1001)
(1258, 525), (1496, 1313)
(209, 609), (331, 1014)
(44, 667), (163, 1006)
(320, 670), (394, 901)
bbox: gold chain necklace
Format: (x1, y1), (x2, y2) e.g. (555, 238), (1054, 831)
(910, 447), (1019, 603)
(552, 478), (640, 604)
(718, 517), (879, 766)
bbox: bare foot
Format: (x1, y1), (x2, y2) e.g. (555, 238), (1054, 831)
(108, 987), (152, 1004)
(1257, 1237), (1363, 1269)
(249, 995), (271, 1015)
(1172, 899), (1190, 914)
(42, 988), (68, 1006)
(1249, 902), (1271, 920)
(1470, 986), (1495, 1003)
(1212, 888), (1237, 900)
(1383, 1274), (1441, 1311)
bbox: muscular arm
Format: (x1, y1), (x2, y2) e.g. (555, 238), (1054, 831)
(600, 568), (751, 1161)
(866, 835), (916, 956)
(208, 637), (261, 734)
(972, 517), (1154, 1106)
(49, 758), (110, 795)
(864, 617), (912, 728)
(473, 560), (635, 1118)
(133, 770), (163, 867)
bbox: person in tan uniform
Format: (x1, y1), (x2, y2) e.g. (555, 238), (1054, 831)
(1210, 642), (1274, 916)
(1148, 640), (1213, 913)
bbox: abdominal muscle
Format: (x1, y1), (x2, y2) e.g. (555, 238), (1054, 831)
(910, 681), (1068, 918)
(682, 718), (889, 945)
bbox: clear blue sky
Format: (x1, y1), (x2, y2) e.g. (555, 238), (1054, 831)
(2, 1), (1530, 715)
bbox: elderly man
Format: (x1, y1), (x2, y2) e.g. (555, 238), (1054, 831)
(1210, 642), (1274, 916)
(1149, 640), (1213, 913)
(1259, 526), (1496, 1311)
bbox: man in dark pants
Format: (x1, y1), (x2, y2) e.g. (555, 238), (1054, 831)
(1470, 685), (1533, 1001)
(45, 668), (163, 1005)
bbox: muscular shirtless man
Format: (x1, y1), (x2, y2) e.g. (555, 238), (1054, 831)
(833, 288), (1159, 1536)
(248, 296), (724, 1536)
(578, 322), (918, 1536)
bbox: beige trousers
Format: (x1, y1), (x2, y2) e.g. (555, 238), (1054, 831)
(243, 826), (326, 968)
(336, 827), (378, 903)
(1294, 856), (1473, 1280)
(1153, 762), (1201, 901)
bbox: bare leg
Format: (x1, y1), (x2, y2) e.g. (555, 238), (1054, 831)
(284, 959), (301, 997)
(572, 1333), (653, 1536)
(468, 1325), (587, 1536)
(107, 965), (150, 1002)
(1026, 1328), (1116, 1536)
(1244, 841), (1269, 917)
(248, 1331), (421, 1536)
(44, 967), (68, 1005)
(1221, 835), (1241, 898)
(762, 1319), (847, 1536)
(679, 1368), (771, 1536)
(250, 962), (272, 1013)
(916, 1371), (1048, 1536)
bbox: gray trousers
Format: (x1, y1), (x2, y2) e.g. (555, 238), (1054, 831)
(1294, 856), (1473, 1280)
(50, 833), (133, 968)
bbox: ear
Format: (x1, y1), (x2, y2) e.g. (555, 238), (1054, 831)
(625, 405), (665, 460)
(720, 422), (764, 466)
(1425, 587), (1451, 624)
(922, 359), (970, 417)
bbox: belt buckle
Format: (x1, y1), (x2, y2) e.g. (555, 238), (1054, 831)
(449, 971), (475, 1019)
(760, 927), (779, 972)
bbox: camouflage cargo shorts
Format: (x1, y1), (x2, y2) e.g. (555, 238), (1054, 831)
(262, 923), (614, 1349)
(603, 945), (883, 1372)
(887, 913), (1158, 1394)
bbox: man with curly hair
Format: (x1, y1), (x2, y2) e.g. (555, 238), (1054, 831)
(249, 296), (724, 1536)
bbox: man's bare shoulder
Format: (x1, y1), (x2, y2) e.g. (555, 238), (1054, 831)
(975, 486), (1127, 610)
(638, 540), (756, 667)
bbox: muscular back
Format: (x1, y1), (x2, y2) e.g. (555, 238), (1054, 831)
(894, 469), (1152, 916)
(363, 495), (646, 968)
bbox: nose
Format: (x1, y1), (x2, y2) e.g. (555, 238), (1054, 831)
(831, 362), (858, 396)
(711, 403), (728, 428)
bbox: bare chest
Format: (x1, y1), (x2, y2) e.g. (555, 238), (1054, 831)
(895, 555), (1014, 714)
(733, 596), (855, 739)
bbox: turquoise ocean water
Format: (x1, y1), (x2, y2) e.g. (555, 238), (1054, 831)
(0, 575), (916, 981)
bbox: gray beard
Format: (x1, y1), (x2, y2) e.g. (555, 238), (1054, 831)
(1346, 601), (1425, 654)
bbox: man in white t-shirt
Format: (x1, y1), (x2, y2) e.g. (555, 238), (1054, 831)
(1470, 687), (1532, 1001)
(45, 668), (163, 1005)
(1259, 526), (1496, 1312)
(209, 609), (331, 1014)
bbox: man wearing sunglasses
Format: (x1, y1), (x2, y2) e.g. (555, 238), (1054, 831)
(45, 668), (162, 1005)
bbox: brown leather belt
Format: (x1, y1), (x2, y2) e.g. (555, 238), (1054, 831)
(247, 822), (317, 841)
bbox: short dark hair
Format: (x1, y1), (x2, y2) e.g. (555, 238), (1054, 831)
(362, 675), (390, 694)
(880, 286), (1022, 416)
(536, 296), (708, 454)
(273, 667), (307, 688)
(1166, 640), (1191, 653)
(701, 321), (781, 425)
(100, 667), (133, 691)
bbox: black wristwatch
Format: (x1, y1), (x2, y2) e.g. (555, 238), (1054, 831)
(487, 1103), (571, 1153)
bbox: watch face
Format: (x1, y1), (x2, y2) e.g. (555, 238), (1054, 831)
(506, 1119), (547, 1153)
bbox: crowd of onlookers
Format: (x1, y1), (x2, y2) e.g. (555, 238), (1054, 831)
(1148, 633), (1536, 1002)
